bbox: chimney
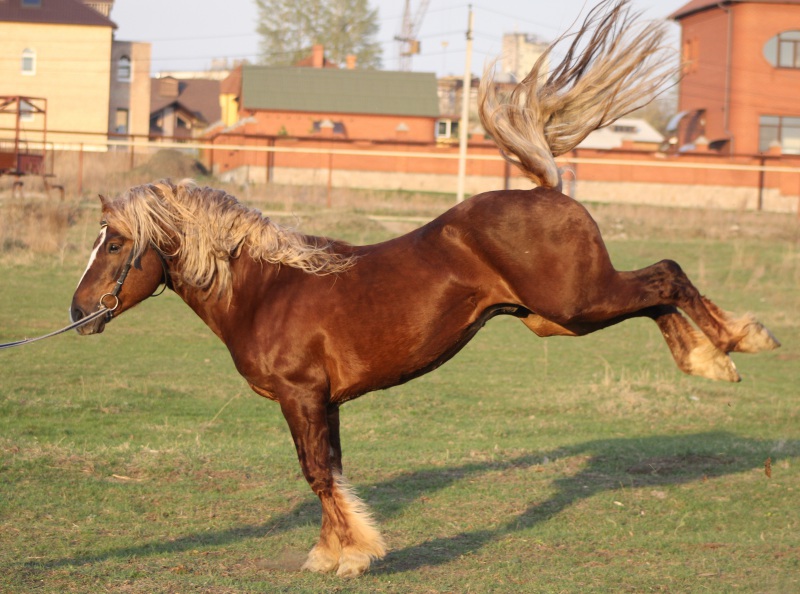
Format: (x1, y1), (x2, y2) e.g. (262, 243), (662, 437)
(159, 77), (180, 98)
(312, 44), (324, 69)
(346, 54), (357, 69)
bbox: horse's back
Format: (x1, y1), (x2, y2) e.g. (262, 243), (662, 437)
(352, 186), (592, 257)
(432, 186), (607, 267)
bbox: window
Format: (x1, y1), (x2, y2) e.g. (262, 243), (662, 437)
(436, 119), (459, 139)
(311, 120), (344, 134)
(21, 0), (42, 7)
(763, 31), (800, 68)
(759, 115), (800, 153)
(682, 37), (699, 74)
(115, 108), (129, 134)
(21, 48), (36, 75)
(117, 56), (131, 82)
(612, 124), (637, 134)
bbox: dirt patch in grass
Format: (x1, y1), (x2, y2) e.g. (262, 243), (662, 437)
(127, 149), (209, 183)
(626, 454), (737, 476)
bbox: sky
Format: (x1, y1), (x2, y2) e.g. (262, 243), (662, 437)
(111, 0), (691, 77)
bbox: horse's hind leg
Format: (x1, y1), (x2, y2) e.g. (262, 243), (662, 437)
(522, 305), (741, 381)
(280, 395), (385, 577)
(696, 295), (781, 354)
(519, 259), (778, 381)
(616, 260), (780, 357)
(647, 305), (742, 381)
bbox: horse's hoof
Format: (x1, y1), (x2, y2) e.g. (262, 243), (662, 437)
(735, 320), (781, 353)
(302, 545), (339, 573)
(689, 344), (741, 382)
(335, 550), (371, 578)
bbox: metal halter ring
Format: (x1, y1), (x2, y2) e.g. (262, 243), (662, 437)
(99, 293), (120, 312)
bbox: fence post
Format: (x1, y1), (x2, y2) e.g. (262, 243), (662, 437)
(327, 151), (333, 209)
(266, 137), (274, 183)
(78, 143), (84, 197)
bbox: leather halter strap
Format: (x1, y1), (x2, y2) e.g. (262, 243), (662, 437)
(98, 226), (136, 320)
(98, 223), (170, 321)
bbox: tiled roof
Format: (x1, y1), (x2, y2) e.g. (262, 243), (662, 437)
(150, 77), (222, 125)
(0, 0), (116, 28)
(220, 66), (241, 96)
(241, 66), (440, 117)
(671, 0), (800, 20)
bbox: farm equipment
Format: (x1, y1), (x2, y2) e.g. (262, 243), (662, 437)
(0, 96), (63, 200)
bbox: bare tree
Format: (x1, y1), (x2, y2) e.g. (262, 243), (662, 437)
(255, 0), (382, 68)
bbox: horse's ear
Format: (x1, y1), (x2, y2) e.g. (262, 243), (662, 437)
(98, 194), (111, 212)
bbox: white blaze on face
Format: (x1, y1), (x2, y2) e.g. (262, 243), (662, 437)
(76, 226), (107, 290)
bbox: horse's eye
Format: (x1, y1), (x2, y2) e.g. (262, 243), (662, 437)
(108, 243), (121, 254)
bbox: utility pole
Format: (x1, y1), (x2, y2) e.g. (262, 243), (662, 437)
(456, 5), (474, 203)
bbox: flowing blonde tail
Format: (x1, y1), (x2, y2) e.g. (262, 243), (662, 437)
(478, 0), (677, 191)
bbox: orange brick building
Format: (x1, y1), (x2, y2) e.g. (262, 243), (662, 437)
(671, 0), (800, 155)
(210, 45), (439, 146)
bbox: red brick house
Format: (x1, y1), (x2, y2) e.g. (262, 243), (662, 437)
(671, 0), (800, 155)
(208, 46), (440, 181)
(212, 46), (439, 144)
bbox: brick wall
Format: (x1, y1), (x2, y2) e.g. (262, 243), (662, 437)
(206, 134), (800, 214)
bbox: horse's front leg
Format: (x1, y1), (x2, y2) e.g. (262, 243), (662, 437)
(279, 394), (386, 577)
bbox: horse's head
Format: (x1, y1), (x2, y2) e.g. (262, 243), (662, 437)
(70, 195), (169, 335)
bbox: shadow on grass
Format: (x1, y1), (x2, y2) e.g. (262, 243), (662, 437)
(24, 431), (797, 574)
(377, 431), (798, 574)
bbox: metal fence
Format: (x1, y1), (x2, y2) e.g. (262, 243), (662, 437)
(3, 130), (800, 215)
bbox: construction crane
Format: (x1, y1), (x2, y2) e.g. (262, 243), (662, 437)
(395, 0), (431, 71)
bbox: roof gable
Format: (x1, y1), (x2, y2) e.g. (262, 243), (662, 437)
(0, 0), (116, 27)
(241, 66), (440, 118)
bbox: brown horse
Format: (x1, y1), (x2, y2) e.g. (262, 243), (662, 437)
(70, 0), (779, 578)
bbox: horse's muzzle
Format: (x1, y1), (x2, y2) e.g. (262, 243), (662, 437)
(70, 305), (107, 335)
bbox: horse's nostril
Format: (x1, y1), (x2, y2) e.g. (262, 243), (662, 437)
(71, 307), (85, 323)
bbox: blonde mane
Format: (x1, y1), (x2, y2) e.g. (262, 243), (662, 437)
(103, 179), (355, 298)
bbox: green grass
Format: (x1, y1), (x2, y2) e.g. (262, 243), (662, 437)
(1, 201), (798, 593)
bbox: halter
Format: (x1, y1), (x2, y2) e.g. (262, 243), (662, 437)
(0, 225), (170, 350)
(98, 230), (135, 321)
(97, 221), (170, 322)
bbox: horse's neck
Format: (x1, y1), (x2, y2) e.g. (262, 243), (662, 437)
(170, 282), (225, 340)
(169, 252), (270, 342)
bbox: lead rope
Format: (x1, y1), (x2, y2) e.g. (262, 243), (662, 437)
(0, 307), (110, 350)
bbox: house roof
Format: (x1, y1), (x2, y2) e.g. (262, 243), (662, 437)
(0, 0), (116, 28)
(241, 66), (440, 117)
(151, 77), (221, 125)
(671, 0), (800, 20)
(220, 65), (242, 96)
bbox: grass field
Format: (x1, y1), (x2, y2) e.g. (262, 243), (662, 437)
(1, 189), (798, 593)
